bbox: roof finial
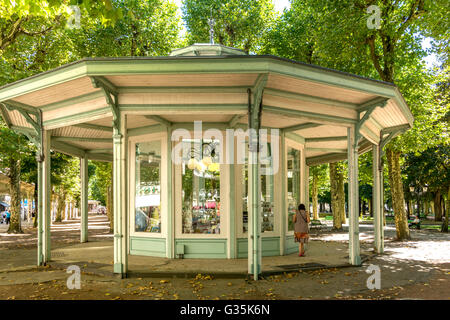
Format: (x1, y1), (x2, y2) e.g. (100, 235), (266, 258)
(207, 8), (215, 45)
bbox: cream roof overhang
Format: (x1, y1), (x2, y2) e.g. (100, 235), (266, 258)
(0, 53), (413, 164)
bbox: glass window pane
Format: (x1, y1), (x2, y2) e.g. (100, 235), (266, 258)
(287, 147), (301, 231)
(182, 139), (221, 234)
(242, 142), (275, 233)
(135, 141), (161, 233)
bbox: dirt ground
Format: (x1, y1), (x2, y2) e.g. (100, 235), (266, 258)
(0, 215), (449, 300)
(0, 260), (448, 300)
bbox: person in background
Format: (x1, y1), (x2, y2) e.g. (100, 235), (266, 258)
(409, 215), (421, 229)
(293, 203), (310, 257)
(5, 209), (11, 224)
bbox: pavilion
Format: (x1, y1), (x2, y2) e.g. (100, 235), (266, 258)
(0, 43), (413, 279)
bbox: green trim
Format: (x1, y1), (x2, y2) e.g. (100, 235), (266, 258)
(73, 123), (113, 132)
(43, 107), (111, 128)
(264, 88), (357, 110)
(237, 237), (281, 258)
(283, 122), (322, 132)
(119, 86), (248, 94)
(381, 124), (410, 134)
(4, 100), (39, 115)
(305, 136), (347, 143)
(40, 91), (104, 111)
(285, 132), (305, 145)
(51, 141), (86, 158)
(127, 124), (164, 137)
(0, 103), (12, 128)
(285, 235), (297, 254)
(306, 147), (347, 153)
(120, 104), (248, 113)
(356, 98), (387, 142)
(306, 153), (348, 166)
(264, 105), (357, 125)
(145, 115), (172, 127)
(85, 152), (113, 162)
(174, 239), (227, 259)
(87, 148), (112, 154)
(130, 237), (166, 257)
(10, 125), (36, 136)
(171, 122), (230, 131)
(90, 76), (117, 94)
(357, 97), (389, 112)
(53, 136), (111, 143)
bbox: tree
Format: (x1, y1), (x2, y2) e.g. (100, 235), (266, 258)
(330, 161), (346, 230)
(90, 161), (113, 230)
(269, 0), (449, 240)
(309, 164), (328, 220)
(69, 0), (181, 58)
(0, 124), (33, 233)
(182, 0), (276, 53)
(0, 0), (120, 51)
(403, 145), (450, 232)
(51, 153), (80, 222)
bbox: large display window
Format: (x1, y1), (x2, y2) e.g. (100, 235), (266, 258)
(240, 141), (277, 235)
(180, 138), (221, 234)
(287, 147), (301, 232)
(135, 140), (162, 233)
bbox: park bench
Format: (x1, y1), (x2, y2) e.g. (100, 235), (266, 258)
(310, 219), (326, 231)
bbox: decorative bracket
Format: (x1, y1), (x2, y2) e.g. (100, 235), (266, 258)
(379, 123), (410, 156)
(356, 97), (388, 145)
(90, 76), (120, 130)
(2, 100), (44, 162)
(248, 74), (268, 152)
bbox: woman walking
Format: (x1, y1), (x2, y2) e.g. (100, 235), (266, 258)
(293, 204), (310, 256)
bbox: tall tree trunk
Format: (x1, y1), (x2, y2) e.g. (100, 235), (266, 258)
(442, 188), (449, 232)
(312, 174), (319, 220)
(434, 191), (442, 221)
(33, 183), (38, 228)
(386, 148), (410, 240)
(107, 183), (113, 232)
(330, 162), (342, 230)
(54, 190), (65, 223)
(7, 158), (22, 234)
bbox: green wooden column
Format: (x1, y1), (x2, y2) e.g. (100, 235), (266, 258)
(227, 131), (236, 258)
(347, 127), (361, 265)
(113, 113), (128, 277)
(38, 130), (51, 265)
(248, 130), (261, 279)
(372, 144), (384, 253)
(80, 156), (88, 243)
(166, 125), (174, 259)
(279, 131), (286, 255)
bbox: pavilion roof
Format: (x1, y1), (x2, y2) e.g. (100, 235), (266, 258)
(0, 52), (413, 164)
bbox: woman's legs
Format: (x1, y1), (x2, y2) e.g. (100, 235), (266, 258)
(299, 242), (304, 256)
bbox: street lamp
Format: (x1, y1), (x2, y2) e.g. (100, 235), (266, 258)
(409, 182), (428, 218)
